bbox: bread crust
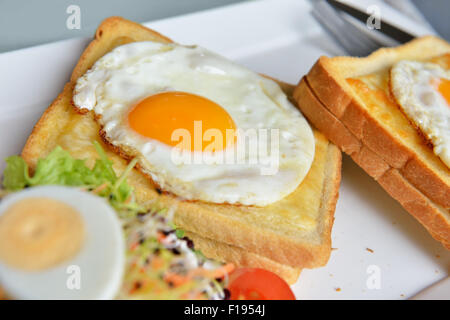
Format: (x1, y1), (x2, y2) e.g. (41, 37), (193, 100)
(304, 36), (450, 209)
(165, 134), (341, 268)
(21, 17), (342, 270)
(185, 231), (302, 284)
(294, 78), (450, 249)
(70, 17), (173, 82)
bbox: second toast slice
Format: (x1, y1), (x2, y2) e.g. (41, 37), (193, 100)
(294, 36), (450, 248)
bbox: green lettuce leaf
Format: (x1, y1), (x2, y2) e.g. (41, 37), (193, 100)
(2, 141), (141, 213)
(3, 155), (29, 190)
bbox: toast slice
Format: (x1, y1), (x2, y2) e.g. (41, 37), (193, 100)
(21, 17), (342, 276)
(185, 232), (301, 284)
(294, 36), (450, 248)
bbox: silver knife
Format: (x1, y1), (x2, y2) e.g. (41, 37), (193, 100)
(326, 0), (415, 43)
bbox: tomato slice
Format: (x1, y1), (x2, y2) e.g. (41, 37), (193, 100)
(227, 268), (295, 300)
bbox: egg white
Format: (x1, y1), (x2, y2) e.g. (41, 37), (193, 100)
(73, 41), (315, 206)
(390, 60), (450, 168)
(0, 186), (125, 300)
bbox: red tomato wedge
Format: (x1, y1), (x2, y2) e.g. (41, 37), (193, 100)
(227, 268), (295, 300)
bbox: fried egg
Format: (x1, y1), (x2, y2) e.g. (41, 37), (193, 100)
(0, 186), (124, 299)
(390, 60), (450, 168)
(73, 41), (315, 206)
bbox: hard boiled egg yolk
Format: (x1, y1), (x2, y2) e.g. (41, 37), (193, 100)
(432, 77), (450, 106)
(128, 92), (236, 152)
(0, 197), (84, 271)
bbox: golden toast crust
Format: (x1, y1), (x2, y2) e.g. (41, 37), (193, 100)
(304, 36), (450, 209)
(185, 232), (301, 284)
(295, 78), (450, 249)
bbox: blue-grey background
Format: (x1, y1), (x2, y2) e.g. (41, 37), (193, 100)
(412, 0), (449, 40)
(0, 0), (245, 53)
(0, 0), (448, 53)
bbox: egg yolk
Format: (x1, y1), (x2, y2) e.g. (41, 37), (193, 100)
(128, 92), (236, 152)
(0, 198), (84, 271)
(432, 77), (450, 106)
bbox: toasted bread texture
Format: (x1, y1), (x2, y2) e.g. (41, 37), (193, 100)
(294, 36), (450, 248)
(21, 17), (342, 276)
(185, 232), (301, 284)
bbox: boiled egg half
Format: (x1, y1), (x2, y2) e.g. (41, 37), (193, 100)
(0, 186), (124, 299)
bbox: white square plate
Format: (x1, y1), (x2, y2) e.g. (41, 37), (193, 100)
(0, 0), (448, 299)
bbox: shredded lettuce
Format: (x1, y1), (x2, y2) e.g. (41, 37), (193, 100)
(2, 142), (141, 212)
(175, 229), (185, 238)
(1, 142), (226, 300)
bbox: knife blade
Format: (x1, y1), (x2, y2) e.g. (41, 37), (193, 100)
(326, 0), (415, 43)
